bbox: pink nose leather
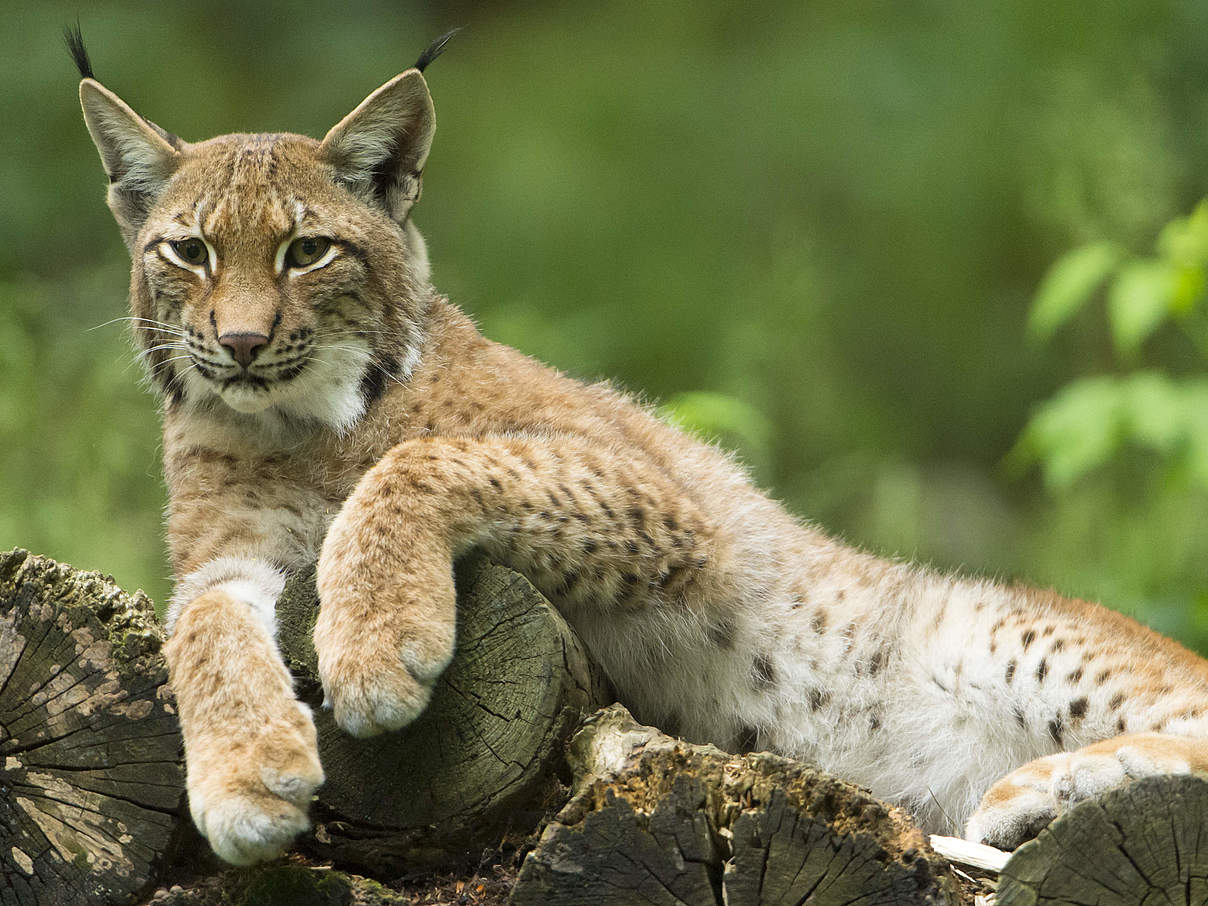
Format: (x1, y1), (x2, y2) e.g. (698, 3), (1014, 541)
(219, 332), (269, 368)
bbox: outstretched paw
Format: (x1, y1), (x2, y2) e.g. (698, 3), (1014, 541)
(187, 701), (324, 865)
(966, 733), (1201, 849)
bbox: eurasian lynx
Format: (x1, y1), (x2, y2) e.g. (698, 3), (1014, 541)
(73, 32), (1208, 866)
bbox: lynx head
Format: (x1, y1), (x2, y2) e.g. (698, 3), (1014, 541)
(73, 30), (457, 433)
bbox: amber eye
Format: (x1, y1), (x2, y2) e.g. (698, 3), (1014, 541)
(285, 236), (332, 269)
(170, 238), (208, 267)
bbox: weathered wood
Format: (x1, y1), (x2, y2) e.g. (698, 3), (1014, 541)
(275, 554), (613, 872)
(510, 704), (960, 906)
(928, 835), (1008, 875)
(0, 549), (185, 906)
(996, 773), (1208, 906)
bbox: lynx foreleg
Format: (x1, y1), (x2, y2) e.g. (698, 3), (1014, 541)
(165, 559), (323, 864)
(315, 433), (715, 738)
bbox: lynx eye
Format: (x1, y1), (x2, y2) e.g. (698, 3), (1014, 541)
(170, 238), (208, 267)
(285, 236), (332, 269)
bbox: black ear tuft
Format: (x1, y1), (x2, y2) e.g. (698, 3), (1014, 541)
(414, 27), (463, 73)
(63, 22), (94, 80)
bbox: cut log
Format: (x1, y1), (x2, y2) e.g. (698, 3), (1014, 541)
(275, 554), (613, 873)
(510, 704), (960, 906)
(0, 549), (185, 906)
(996, 773), (1208, 906)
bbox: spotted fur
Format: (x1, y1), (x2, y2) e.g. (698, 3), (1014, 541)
(77, 52), (1208, 865)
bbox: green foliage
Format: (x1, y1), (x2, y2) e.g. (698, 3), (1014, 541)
(1013, 373), (1208, 489)
(4, 1), (1208, 648)
(1018, 201), (1208, 488)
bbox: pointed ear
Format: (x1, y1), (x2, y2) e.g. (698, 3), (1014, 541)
(320, 69), (435, 223)
(79, 78), (181, 244)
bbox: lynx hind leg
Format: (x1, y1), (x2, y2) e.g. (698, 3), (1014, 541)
(965, 733), (1208, 849)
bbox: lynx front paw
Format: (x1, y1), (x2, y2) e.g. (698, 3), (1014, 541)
(314, 508), (458, 738)
(315, 632), (453, 738)
(965, 733), (1199, 849)
(187, 701), (324, 865)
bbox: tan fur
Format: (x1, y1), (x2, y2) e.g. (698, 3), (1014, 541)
(77, 62), (1208, 864)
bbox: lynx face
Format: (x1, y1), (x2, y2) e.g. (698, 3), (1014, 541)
(81, 70), (437, 433)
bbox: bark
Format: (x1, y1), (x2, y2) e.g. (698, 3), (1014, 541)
(510, 704), (961, 906)
(0, 549), (185, 906)
(275, 553), (614, 873)
(996, 773), (1208, 906)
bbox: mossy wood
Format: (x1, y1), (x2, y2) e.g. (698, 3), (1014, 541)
(996, 773), (1208, 906)
(0, 549), (185, 906)
(510, 705), (960, 906)
(275, 554), (613, 872)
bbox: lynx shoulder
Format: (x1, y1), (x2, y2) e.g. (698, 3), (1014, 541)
(74, 31), (1208, 865)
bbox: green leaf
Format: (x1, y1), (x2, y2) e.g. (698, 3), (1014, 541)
(1028, 241), (1120, 341)
(1122, 372), (1185, 454)
(1106, 259), (1175, 356)
(1010, 376), (1125, 488)
(1170, 264), (1206, 315)
(1157, 200), (1208, 266)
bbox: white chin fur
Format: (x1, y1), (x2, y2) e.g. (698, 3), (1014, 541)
(221, 385), (275, 413)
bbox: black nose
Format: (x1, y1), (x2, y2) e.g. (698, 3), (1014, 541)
(218, 332), (269, 368)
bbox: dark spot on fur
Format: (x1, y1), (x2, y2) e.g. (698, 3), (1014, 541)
(1013, 706), (1027, 728)
(1021, 629), (1036, 650)
(1048, 716), (1064, 745)
(1005, 660), (1016, 684)
(869, 712), (882, 731)
(811, 610), (827, 634)
(708, 618), (737, 650)
(1117, 717), (1127, 734)
(1050, 639), (1065, 653)
(1036, 659), (1048, 683)
(1067, 667), (1083, 684)
(753, 653), (777, 689)
(582, 538), (597, 554)
(737, 725), (759, 751)
(1096, 668), (1113, 685)
(1109, 692), (1125, 710)
(1069, 697), (1088, 720)
(808, 688), (830, 711)
(868, 649), (885, 675)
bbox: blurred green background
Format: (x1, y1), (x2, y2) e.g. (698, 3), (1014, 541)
(3, 1), (1208, 647)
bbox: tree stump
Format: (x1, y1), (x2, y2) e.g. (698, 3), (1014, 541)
(275, 554), (613, 873)
(996, 773), (1208, 906)
(510, 704), (960, 906)
(0, 549), (185, 906)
